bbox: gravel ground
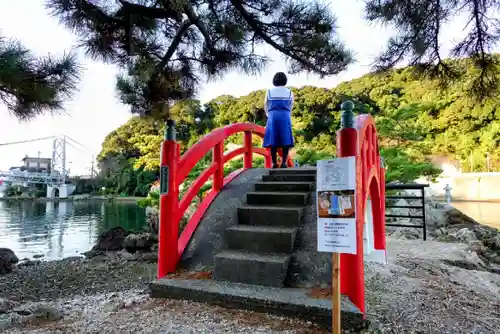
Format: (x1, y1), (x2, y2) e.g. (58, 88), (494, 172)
(1, 251), (326, 333)
(364, 238), (500, 333)
(2, 239), (500, 333)
(0, 252), (157, 302)
(3, 290), (327, 334)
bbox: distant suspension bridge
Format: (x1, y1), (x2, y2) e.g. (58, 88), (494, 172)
(0, 135), (96, 186)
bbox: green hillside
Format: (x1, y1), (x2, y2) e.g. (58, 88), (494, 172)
(96, 57), (500, 196)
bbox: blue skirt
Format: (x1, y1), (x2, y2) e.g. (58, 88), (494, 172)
(263, 110), (294, 148)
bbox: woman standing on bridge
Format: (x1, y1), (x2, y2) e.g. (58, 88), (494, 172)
(263, 72), (294, 168)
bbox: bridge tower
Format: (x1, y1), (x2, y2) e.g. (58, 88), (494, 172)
(51, 136), (67, 184)
(47, 136), (73, 198)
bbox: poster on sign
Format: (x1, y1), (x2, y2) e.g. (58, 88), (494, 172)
(316, 157), (357, 254)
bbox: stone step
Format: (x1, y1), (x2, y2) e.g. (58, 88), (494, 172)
(150, 278), (364, 331)
(269, 168), (317, 175)
(255, 181), (313, 192)
(225, 225), (298, 254)
(262, 174), (316, 183)
(213, 250), (290, 287)
(238, 205), (304, 227)
(246, 191), (308, 206)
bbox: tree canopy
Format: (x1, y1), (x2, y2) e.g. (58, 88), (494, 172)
(4, 0), (498, 121)
(45, 0), (500, 117)
(0, 33), (80, 120)
(46, 0), (352, 117)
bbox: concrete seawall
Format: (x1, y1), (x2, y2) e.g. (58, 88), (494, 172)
(421, 172), (500, 201)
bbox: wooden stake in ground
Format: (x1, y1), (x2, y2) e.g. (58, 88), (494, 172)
(332, 252), (341, 334)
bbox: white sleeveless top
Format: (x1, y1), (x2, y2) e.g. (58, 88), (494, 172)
(264, 87), (294, 114)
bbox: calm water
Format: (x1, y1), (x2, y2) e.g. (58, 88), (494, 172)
(451, 201), (500, 229)
(0, 200), (146, 260)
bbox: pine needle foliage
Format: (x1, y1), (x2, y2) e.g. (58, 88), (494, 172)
(45, 0), (353, 117)
(0, 34), (80, 120)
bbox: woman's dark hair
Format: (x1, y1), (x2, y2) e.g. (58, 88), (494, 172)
(272, 72), (287, 86)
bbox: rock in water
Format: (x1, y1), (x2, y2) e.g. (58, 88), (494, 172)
(0, 248), (19, 274)
(124, 233), (158, 253)
(93, 227), (131, 251)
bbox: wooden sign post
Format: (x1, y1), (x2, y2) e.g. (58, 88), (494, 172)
(332, 253), (341, 334)
(316, 157), (357, 334)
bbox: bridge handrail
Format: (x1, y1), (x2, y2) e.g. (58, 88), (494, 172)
(158, 122), (293, 277)
(176, 123), (272, 238)
(178, 123), (268, 183)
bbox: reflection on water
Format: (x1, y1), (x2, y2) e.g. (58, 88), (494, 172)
(452, 201), (500, 230)
(0, 200), (146, 260)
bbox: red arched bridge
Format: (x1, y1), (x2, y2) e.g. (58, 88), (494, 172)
(156, 112), (386, 317)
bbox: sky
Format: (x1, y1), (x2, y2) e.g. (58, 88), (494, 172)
(0, 0), (470, 175)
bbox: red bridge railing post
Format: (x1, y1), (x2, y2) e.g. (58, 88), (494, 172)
(213, 142), (224, 191)
(158, 120), (179, 279)
(243, 131), (253, 168)
(264, 148), (272, 168)
(336, 101), (366, 315)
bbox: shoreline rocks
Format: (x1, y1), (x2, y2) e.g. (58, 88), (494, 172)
(91, 226), (131, 251)
(0, 248), (19, 275)
(146, 206), (159, 234)
(386, 192), (500, 267)
(83, 220), (160, 258)
(124, 232), (158, 253)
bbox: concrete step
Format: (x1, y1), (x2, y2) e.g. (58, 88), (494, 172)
(246, 191), (308, 206)
(255, 181), (313, 192)
(225, 225), (298, 253)
(150, 278), (364, 331)
(213, 250), (290, 287)
(238, 205), (304, 227)
(269, 168), (317, 175)
(262, 174), (316, 183)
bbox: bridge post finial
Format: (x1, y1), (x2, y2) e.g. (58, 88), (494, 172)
(340, 100), (355, 129)
(165, 119), (176, 141)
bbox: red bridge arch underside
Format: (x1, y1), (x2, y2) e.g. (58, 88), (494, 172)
(158, 117), (386, 317)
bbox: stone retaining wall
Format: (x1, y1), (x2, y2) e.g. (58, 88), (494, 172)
(419, 172), (500, 201)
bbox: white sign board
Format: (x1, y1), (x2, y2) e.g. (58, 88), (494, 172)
(316, 157), (357, 254)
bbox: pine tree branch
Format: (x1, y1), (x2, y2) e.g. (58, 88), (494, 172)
(0, 34), (80, 120)
(183, 2), (214, 52)
(160, 19), (192, 70)
(117, 0), (181, 21)
(365, 0), (500, 99)
(46, 0), (352, 116)
(229, 0), (329, 76)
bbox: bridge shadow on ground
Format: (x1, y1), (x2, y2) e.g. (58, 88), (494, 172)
(151, 168), (365, 331)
